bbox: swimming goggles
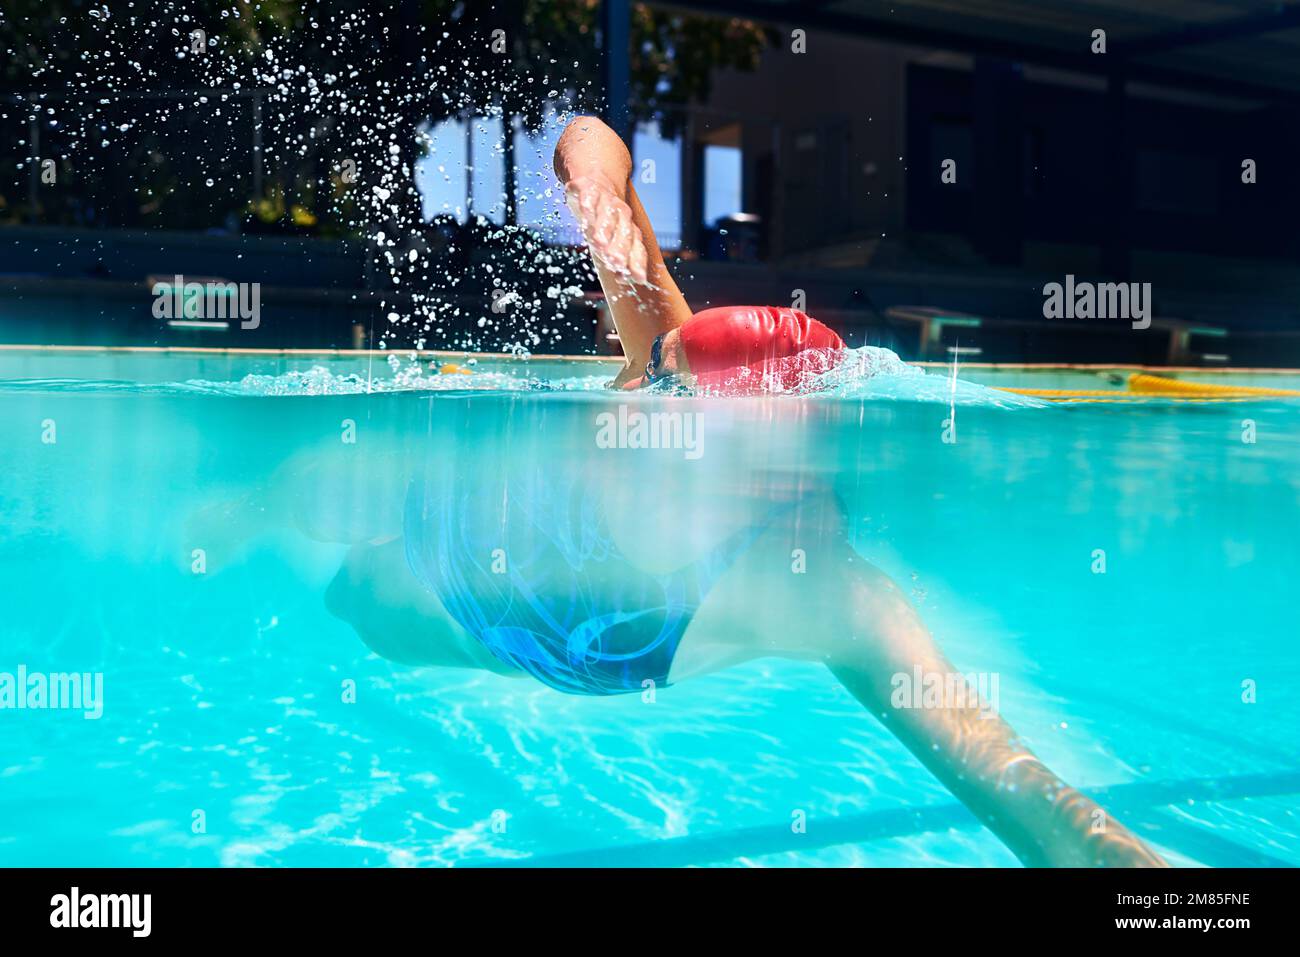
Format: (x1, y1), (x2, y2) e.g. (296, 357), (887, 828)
(644, 333), (676, 386)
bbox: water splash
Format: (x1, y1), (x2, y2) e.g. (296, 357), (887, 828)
(172, 346), (1047, 405)
(3, 2), (605, 354)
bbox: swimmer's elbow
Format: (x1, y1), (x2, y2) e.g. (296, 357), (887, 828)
(554, 115), (630, 185)
(564, 114), (608, 135)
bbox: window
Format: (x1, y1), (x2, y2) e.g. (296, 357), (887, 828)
(703, 144), (743, 225)
(414, 114), (511, 225)
(633, 121), (683, 249)
(416, 117), (469, 221)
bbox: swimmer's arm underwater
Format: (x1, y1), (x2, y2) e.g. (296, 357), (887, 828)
(554, 116), (691, 386)
(823, 566), (1167, 867)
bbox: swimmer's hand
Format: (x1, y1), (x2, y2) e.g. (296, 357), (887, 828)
(564, 173), (650, 285)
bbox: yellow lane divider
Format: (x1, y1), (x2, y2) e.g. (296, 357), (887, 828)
(1128, 373), (1300, 397)
(999, 373), (1300, 403)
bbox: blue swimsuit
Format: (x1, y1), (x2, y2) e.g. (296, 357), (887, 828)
(403, 473), (762, 696)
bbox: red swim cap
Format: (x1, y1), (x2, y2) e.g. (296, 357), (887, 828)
(678, 306), (845, 394)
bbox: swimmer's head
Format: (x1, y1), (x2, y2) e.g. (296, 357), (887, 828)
(621, 306), (844, 393)
(622, 326), (689, 390)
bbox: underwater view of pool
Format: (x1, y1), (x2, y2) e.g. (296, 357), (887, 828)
(1, 348), (1297, 867)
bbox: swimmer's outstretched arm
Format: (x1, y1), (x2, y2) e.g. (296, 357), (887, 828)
(554, 116), (691, 386)
(674, 502), (1168, 868)
(824, 563), (1168, 867)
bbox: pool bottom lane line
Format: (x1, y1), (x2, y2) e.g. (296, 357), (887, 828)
(493, 769), (1300, 868)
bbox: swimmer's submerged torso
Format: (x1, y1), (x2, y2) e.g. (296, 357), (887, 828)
(402, 469), (775, 695)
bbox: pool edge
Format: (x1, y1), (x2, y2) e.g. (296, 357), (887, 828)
(1, 343), (1298, 376)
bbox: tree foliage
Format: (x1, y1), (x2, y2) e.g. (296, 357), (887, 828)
(0, 1), (768, 230)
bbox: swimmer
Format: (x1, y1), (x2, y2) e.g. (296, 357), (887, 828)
(197, 115), (1167, 868)
(555, 115), (846, 395)
(545, 114), (1168, 866)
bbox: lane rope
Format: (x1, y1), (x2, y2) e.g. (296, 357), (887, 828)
(999, 373), (1300, 402)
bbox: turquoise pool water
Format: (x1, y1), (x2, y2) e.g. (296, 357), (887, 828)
(1, 350), (1297, 867)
